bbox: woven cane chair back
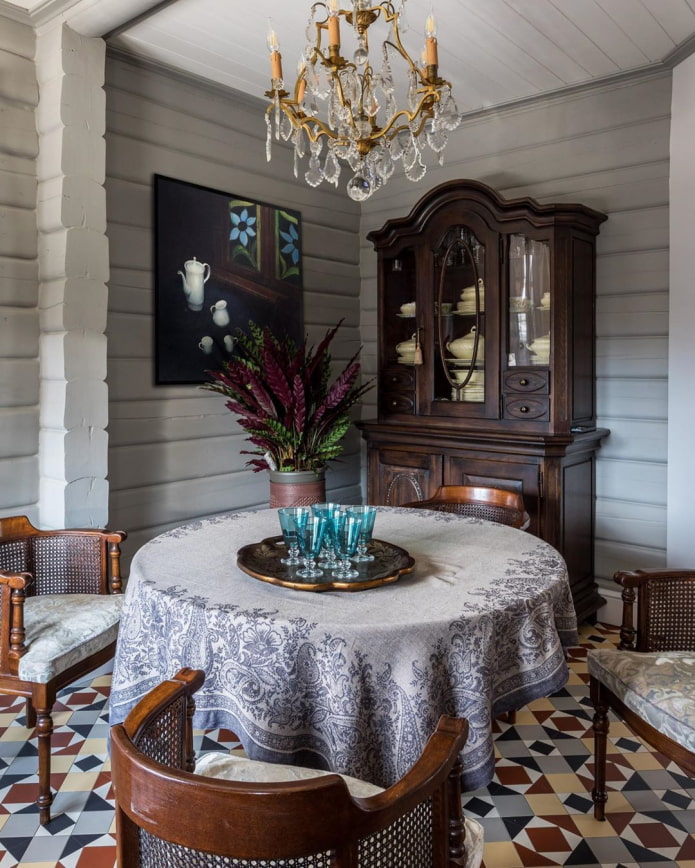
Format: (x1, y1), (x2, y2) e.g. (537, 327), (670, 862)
(112, 669), (472, 868)
(403, 485), (530, 530)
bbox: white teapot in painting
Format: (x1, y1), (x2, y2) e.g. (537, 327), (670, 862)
(178, 257), (210, 311)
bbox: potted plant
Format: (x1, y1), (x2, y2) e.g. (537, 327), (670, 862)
(202, 321), (373, 506)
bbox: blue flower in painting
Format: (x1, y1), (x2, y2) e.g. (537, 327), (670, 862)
(230, 208), (257, 247)
(280, 223), (300, 266)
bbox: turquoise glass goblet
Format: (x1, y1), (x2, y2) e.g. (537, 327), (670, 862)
(312, 502), (342, 568)
(277, 507), (309, 565)
(296, 513), (327, 579)
(347, 505), (377, 562)
(332, 513), (361, 580)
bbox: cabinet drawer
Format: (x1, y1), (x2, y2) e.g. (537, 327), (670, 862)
(381, 392), (415, 414)
(504, 396), (549, 421)
(382, 365), (415, 389)
(504, 370), (549, 394)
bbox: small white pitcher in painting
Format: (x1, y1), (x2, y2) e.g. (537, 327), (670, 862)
(178, 257), (210, 311)
(210, 300), (230, 327)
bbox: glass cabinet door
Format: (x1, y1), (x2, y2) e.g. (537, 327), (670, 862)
(507, 235), (550, 367)
(433, 226), (486, 404)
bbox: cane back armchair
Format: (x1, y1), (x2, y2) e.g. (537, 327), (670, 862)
(403, 485), (530, 530)
(589, 568), (695, 820)
(111, 668), (484, 867)
(0, 514), (126, 824)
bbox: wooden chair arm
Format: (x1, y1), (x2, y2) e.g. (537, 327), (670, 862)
(0, 570), (32, 674)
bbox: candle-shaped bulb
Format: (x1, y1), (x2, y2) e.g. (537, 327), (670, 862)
(425, 10), (438, 66)
(327, 0), (341, 48)
(266, 19), (280, 54)
(267, 19), (283, 83)
(425, 12), (437, 39)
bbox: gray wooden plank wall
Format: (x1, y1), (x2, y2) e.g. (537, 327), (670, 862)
(104, 53), (363, 561)
(359, 71), (672, 592)
(0, 18), (39, 521)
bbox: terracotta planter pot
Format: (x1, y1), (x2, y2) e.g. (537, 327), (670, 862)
(268, 469), (327, 508)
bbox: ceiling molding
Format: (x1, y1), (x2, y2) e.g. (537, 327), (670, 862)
(664, 32), (695, 68)
(0, 0), (171, 35)
(458, 63), (673, 126)
(0, 0), (31, 24)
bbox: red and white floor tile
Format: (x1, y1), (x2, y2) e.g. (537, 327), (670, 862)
(0, 623), (693, 867)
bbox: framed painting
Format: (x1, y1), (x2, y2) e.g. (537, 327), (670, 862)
(153, 175), (303, 384)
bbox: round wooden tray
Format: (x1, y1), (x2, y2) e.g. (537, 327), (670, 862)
(236, 536), (415, 592)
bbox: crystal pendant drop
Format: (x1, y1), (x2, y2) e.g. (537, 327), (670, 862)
(280, 114), (293, 141)
(437, 87), (462, 131)
(407, 69), (418, 112)
(347, 172), (372, 201)
(402, 133), (417, 171)
(397, 0), (409, 33)
(426, 119), (448, 153)
(404, 152), (426, 182)
(305, 154), (324, 187)
(323, 150), (341, 186)
(265, 113), (272, 161)
(354, 35), (368, 66)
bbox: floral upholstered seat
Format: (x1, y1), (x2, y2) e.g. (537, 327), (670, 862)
(18, 594), (123, 683)
(589, 568), (695, 820)
(588, 649), (695, 755)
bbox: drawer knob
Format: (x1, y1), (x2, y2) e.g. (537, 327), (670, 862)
(519, 378), (529, 386)
(519, 405), (529, 413)
(392, 400), (398, 407)
(392, 376), (398, 383)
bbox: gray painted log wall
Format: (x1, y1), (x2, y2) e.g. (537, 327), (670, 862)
(358, 71), (672, 591)
(104, 54), (363, 561)
(0, 18), (39, 521)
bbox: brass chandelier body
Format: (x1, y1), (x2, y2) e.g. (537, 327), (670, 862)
(265, 1), (461, 201)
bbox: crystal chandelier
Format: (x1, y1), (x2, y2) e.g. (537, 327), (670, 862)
(264, 1), (461, 202)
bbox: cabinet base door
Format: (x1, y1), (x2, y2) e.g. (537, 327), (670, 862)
(368, 448), (442, 506)
(445, 455), (540, 536)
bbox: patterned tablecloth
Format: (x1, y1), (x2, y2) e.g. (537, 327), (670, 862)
(109, 507), (578, 790)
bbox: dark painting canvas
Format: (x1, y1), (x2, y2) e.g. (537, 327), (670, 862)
(154, 175), (303, 384)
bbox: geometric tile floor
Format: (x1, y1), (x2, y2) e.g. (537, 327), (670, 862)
(0, 622), (693, 867)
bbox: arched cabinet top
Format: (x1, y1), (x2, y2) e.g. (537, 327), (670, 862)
(366, 179), (607, 250)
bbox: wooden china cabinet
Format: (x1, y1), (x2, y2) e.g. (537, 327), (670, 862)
(359, 180), (609, 623)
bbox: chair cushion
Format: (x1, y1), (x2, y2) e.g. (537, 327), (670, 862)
(195, 751), (383, 798)
(588, 649), (695, 754)
(195, 753), (485, 868)
(18, 593), (123, 683)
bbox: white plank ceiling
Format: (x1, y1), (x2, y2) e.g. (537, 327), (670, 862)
(4, 0), (695, 113)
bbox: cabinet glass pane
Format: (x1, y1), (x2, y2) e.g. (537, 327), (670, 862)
(434, 227), (485, 403)
(507, 235), (550, 367)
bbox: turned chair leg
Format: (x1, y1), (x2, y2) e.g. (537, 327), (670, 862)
(36, 706), (54, 825)
(590, 679), (609, 821)
(25, 698), (36, 729)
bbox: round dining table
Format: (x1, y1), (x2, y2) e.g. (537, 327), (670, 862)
(109, 506), (578, 791)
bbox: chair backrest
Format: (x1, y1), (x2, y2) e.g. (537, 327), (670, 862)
(614, 568), (695, 652)
(0, 515), (124, 596)
(111, 668), (471, 868)
(403, 485), (530, 530)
